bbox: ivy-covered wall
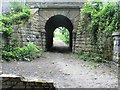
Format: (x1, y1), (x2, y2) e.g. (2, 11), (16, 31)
(75, 1), (119, 63)
(1, 2), (41, 61)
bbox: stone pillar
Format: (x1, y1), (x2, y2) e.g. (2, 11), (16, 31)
(112, 32), (120, 90)
(112, 32), (120, 65)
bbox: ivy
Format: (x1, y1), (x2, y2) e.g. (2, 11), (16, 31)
(82, 2), (119, 33)
(0, 2), (31, 36)
(1, 2), (40, 62)
(79, 1), (119, 62)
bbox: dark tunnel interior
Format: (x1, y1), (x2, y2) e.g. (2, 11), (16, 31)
(45, 15), (73, 52)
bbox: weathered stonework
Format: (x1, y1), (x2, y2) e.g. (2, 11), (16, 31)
(38, 8), (80, 32)
(3, 2), (85, 52)
(74, 13), (92, 53)
(112, 32), (120, 65)
(18, 2), (85, 52)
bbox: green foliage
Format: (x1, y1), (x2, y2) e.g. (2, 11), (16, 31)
(1, 2), (40, 62)
(10, 2), (23, 13)
(60, 34), (69, 44)
(2, 26), (13, 35)
(0, 2), (30, 36)
(2, 51), (14, 61)
(63, 29), (69, 44)
(11, 12), (30, 23)
(82, 2), (119, 34)
(75, 51), (104, 63)
(79, 1), (119, 61)
(54, 27), (69, 44)
(2, 42), (40, 62)
(1, 16), (12, 25)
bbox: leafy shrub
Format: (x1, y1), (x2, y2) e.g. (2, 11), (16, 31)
(75, 51), (104, 63)
(1, 17), (12, 25)
(1, 2), (38, 62)
(2, 42), (41, 62)
(79, 1), (119, 61)
(1, 2), (30, 36)
(2, 51), (14, 61)
(2, 26), (13, 35)
(19, 12), (30, 21)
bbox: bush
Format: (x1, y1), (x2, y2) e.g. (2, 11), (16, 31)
(2, 51), (14, 61)
(75, 51), (104, 63)
(1, 2), (30, 36)
(1, 17), (12, 25)
(19, 12), (30, 21)
(2, 42), (41, 62)
(79, 1), (119, 61)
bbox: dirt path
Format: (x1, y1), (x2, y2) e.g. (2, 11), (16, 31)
(2, 52), (118, 88)
(53, 37), (68, 47)
(2, 38), (118, 88)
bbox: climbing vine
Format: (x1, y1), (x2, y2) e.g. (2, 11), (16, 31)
(0, 2), (30, 36)
(78, 1), (120, 62)
(81, 1), (119, 43)
(1, 2), (41, 61)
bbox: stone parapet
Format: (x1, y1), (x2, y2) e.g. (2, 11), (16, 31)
(27, 2), (85, 9)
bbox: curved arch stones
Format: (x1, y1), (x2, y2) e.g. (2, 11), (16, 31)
(29, 2), (84, 52)
(37, 8), (80, 52)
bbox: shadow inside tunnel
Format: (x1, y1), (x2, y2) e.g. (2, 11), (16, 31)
(48, 46), (71, 53)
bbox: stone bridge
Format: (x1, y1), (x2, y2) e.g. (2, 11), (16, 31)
(19, 2), (85, 52)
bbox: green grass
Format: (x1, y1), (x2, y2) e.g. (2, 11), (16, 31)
(75, 51), (106, 63)
(54, 33), (63, 38)
(54, 33), (69, 44)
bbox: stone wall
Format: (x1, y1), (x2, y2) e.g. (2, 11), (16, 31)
(75, 13), (92, 53)
(8, 7), (80, 52)
(4, 2), (83, 52)
(1, 74), (55, 89)
(10, 7), (82, 52)
(11, 9), (42, 47)
(74, 13), (114, 63)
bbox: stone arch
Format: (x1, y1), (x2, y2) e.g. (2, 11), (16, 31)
(37, 8), (80, 52)
(38, 9), (80, 32)
(45, 15), (73, 51)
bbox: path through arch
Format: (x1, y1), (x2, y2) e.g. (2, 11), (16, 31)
(45, 15), (73, 52)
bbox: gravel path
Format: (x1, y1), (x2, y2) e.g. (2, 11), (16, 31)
(2, 38), (118, 88)
(53, 37), (68, 47)
(2, 52), (118, 88)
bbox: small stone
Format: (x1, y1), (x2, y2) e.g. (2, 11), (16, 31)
(94, 78), (97, 80)
(102, 71), (105, 74)
(35, 72), (37, 74)
(59, 70), (62, 72)
(64, 73), (70, 75)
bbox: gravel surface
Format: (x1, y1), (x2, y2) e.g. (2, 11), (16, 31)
(2, 38), (118, 88)
(2, 52), (118, 88)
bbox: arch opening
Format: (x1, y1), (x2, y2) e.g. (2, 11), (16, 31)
(45, 15), (73, 52)
(53, 27), (70, 52)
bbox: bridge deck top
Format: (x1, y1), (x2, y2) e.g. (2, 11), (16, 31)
(27, 2), (85, 9)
